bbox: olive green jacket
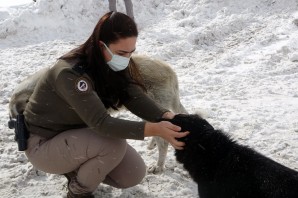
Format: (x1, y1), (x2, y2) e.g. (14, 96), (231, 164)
(24, 59), (168, 140)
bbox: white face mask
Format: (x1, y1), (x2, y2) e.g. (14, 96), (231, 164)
(103, 43), (130, 72)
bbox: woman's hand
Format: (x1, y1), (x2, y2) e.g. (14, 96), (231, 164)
(144, 121), (189, 150)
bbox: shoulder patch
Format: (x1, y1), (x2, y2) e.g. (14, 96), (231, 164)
(75, 77), (90, 93)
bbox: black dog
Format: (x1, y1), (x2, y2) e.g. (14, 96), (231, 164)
(163, 114), (298, 198)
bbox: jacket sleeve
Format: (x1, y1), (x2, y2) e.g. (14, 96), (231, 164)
(54, 68), (145, 140)
(123, 83), (169, 122)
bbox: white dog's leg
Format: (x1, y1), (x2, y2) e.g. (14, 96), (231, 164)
(147, 137), (156, 150)
(133, 55), (188, 174)
(147, 136), (169, 174)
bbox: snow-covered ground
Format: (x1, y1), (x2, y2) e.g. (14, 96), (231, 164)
(0, 0), (298, 197)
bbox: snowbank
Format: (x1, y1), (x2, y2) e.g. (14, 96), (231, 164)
(0, 0), (298, 197)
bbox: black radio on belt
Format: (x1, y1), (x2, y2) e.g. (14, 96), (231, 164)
(8, 114), (29, 151)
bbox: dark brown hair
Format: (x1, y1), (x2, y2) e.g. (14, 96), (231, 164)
(60, 12), (145, 110)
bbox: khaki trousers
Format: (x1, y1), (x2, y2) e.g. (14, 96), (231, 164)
(25, 128), (146, 194)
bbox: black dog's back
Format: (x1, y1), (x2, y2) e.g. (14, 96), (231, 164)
(164, 114), (298, 198)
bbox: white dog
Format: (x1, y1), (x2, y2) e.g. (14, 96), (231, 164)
(9, 54), (187, 173)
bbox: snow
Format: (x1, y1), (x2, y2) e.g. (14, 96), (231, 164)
(0, 0), (298, 197)
(0, 0), (32, 8)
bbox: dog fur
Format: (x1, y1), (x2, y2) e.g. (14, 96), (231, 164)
(162, 114), (298, 198)
(8, 54), (187, 173)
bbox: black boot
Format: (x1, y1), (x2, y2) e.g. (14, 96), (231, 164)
(67, 190), (94, 198)
(63, 171), (77, 187)
(62, 171), (94, 198)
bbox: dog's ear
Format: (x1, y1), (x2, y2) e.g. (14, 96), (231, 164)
(200, 118), (214, 131)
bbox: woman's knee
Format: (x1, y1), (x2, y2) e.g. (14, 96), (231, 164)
(104, 164), (146, 189)
(104, 145), (146, 188)
(122, 164), (146, 188)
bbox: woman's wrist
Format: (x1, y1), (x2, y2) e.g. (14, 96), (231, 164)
(144, 122), (159, 137)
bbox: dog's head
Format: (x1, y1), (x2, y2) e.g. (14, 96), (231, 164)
(169, 114), (214, 134)
(162, 114), (219, 153)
